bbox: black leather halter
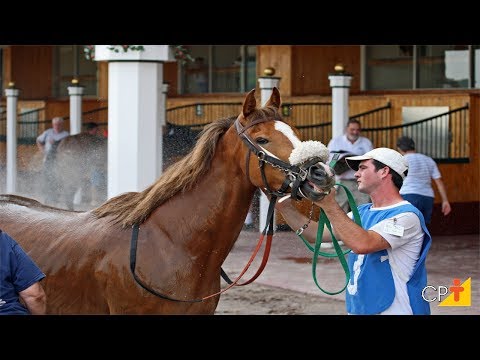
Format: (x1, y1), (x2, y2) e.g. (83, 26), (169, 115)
(235, 118), (320, 199)
(128, 117), (324, 302)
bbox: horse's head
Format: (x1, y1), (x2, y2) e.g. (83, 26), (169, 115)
(236, 87), (335, 202)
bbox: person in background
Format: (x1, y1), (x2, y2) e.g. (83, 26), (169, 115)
(85, 122), (100, 136)
(36, 116), (69, 205)
(327, 118), (373, 212)
(0, 229), (47, 315)
(396, 136), (451, 225)
(276, 148), (432, 315)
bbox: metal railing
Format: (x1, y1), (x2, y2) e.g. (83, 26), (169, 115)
(166, 102), (242, 127)
(17, 108), (47, 144)
(281, 102), (332, 124)
(293, 102), (391, 145)
(362, 104), (469, 162)
(0, 107), (47, 144)
(350, 102), (392, 129)
(0, 102), (470, 162)
(78, 106), (108, 133)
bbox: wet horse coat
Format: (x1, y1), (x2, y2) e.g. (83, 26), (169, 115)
(0, 88), (332, 314)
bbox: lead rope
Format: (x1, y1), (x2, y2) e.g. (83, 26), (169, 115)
(218, 194), (277, 287)
(295, 154), (362, 295)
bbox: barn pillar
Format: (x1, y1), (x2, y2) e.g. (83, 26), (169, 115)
(257, 67), (281, 232)
(5, 82), (19, 194)
(95, 45), (174, 198)
(156, 82), (169, 178)
(67, 79), (84, 135)
(328, 64), (352, 139)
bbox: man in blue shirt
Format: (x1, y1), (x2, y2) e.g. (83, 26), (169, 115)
(277, 148), (431, 315)
(0, 230), (47, 315)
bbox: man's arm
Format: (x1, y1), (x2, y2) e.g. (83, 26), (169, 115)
(433, 178), (451, 216)
(316, 190), (389, 254)
(36, 131), (46, 152)
(276, 196), (323, 243)
(277, 190), (390, 254)
(19, 282), (47, 315)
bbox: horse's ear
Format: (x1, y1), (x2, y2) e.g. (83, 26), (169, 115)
(242, 88), (257, 118)
(264, 87), (281, 109)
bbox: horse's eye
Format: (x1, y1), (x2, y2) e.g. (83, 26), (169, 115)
(256, 137), (269, 145)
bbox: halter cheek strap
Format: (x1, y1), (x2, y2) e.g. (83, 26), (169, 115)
(235, 118), (299, 197)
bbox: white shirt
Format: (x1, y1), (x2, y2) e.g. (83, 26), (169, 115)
(366, 201), (424, 315)
(36, 128), (69, 158)
(346, 201), (424, 315)
(327, 135), (373, 180)
(400, 153), (442, 198)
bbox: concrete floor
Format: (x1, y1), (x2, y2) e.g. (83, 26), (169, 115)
(222, 229), (479, 315)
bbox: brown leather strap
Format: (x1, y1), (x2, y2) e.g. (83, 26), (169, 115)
(201, 232), (271, 300)
(202, 195), (277, 299)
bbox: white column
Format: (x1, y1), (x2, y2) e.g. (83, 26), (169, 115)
(5, 85), (19, 193)
(107, 61), (163, 197)
(258, 71), (281, 232)
(156, 82), (169, 178)
(159, 83), (169, 127)
(67, 80), (84, 135)
(328, 67), (352, 139)
(94, 45), (174, 199)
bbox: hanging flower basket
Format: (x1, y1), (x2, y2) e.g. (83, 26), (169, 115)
(85, 45), (193, 64)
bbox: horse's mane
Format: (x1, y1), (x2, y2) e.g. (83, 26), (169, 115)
(93, 116), (237, 228)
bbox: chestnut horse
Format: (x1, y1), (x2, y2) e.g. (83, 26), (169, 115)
(0, 88), (333, 314)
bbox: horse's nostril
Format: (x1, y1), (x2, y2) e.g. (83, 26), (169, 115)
(309, 166), (326, 179)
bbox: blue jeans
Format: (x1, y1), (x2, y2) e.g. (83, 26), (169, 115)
(401, 193), (434, 224)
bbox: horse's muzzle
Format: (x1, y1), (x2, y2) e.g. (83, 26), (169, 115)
(299, 162), (336, 202)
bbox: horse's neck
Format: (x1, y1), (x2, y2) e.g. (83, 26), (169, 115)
(148, 132), (256, 259)
(203, 130), (255, 219)
(183, 146), (255, 231)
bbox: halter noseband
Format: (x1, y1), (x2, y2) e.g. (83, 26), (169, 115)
(235, 118), (320, 199)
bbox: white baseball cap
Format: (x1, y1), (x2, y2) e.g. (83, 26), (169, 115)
(345, 148), (408, 179)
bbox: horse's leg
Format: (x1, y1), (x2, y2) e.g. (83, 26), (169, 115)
(43, 161), (56, 206)
(81, 180), (93, 207)
(62, 183), (75, 211)
(89, 168), (107, 206)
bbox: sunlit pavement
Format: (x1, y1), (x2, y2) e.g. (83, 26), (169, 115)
(222, 229), (479, 315)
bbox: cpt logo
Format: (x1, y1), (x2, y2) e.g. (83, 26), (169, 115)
(422, 277), (471, 306)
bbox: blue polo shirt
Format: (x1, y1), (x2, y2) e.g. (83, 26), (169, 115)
(0, 230), (46, 315)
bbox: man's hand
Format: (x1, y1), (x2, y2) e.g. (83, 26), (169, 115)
(313, 185), (338, 210)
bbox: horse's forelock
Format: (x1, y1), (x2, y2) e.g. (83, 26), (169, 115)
(245, 107), (283, 124)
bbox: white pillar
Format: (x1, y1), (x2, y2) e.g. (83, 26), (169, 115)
(94, 45), (174, 198)
(5, 85), (19, 194)
(258, 69), (281, 232)
(159, 82), (169, 127)
(156, 82), (169, 178)
(328, 66), (353, 139)
(67, 79), (84, 135)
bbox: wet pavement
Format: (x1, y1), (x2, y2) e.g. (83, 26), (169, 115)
(222, 229), (479, 315)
